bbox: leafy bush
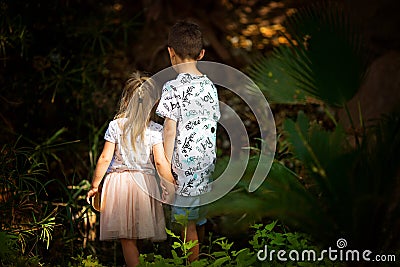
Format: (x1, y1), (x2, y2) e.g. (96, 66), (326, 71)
(243, 0), (400, 253)
(0, 231), (42, 266)
(138, 218), (324, 267)
(0, 143), (55, 266)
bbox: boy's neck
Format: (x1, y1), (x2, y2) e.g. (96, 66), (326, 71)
(173, 58), (203, 76)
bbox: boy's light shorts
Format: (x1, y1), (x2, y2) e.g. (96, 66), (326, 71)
(172, 194), (207, 226)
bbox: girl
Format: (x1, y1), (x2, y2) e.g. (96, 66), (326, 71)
(86, 72), (175, 267)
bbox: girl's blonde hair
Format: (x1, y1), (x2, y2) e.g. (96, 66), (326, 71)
(115, 71), (159, 153)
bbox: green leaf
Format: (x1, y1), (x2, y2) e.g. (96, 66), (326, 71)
(265, 220), (278, 231)
(171, 242), (181, 249)
(184, 240), (198, 251)
(211, 256), (230, 267)
(233, 248), (256, 266)
(212, 251), (228, 258)
(165, 228), (179, 239)
(170, 250), (183, 264)
(173, 214), (189, 226)
(248, 53), (308, 104)
(190, 260), (209, 267)
(231, 248), (248, 257)
(283, 111), (349, 197)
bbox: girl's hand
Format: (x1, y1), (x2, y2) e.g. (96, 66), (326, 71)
(86, 187), (99, 204)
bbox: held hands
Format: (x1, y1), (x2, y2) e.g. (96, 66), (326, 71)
(86, 187), (98, 204)
(160, 179), (176, 204)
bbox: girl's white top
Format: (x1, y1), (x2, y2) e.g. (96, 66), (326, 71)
(104, 118), (163, 175)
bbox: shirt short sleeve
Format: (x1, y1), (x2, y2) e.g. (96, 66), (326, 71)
(104, 120), (118, 143)
(149, 121), (163, 146)
(156, 83), (179, 121)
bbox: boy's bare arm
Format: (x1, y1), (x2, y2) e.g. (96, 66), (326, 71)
(163, 118), (177, 163)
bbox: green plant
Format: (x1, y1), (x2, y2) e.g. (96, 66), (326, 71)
(0, 231), (42, 267)
(139, 214), (200, 266)
(0, 11), (31, 66)
(67, 254), (106, 267)
(238, 0), (399, 252)
(0, 1), (145, 265)
(244, 2), (399, 250)
(207, 236), (256, 267)
(0, 143), (57, 266)
(249, 1), (368, 106)
(137, 218), (331, 266)
(0, 127), (89, 265)
(248, 1), (369, 144)
(166, 226), (198, 266)
(0, 232), (19, 260)
(210, 108), (400, 252)
(250, 221), (334, 266)
(40, 56), (83, 103)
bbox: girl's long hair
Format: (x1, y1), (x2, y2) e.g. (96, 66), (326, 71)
(115, 71), (159, 153)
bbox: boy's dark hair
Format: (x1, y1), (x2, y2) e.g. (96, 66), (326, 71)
(167, 21), (203, 60)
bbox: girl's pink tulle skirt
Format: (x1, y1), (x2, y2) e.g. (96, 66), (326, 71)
(99, 171), (166, 241)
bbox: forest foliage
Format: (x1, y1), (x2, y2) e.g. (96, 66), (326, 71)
(1, 0), (399, 266)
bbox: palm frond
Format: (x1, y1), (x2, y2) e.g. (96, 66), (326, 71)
(248, 1), (368, 107)
(209, 159), (337, 243)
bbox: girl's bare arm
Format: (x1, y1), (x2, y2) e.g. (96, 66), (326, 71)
(153, 143), (175, 184)
(86, 141), (115, 203)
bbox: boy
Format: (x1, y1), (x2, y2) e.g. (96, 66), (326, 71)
(156, 21), (220, 262)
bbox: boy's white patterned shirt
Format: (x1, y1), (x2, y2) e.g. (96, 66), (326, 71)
(156, 73), (220, 196)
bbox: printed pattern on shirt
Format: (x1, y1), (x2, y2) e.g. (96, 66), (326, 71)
(156, 73), (220, 196)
